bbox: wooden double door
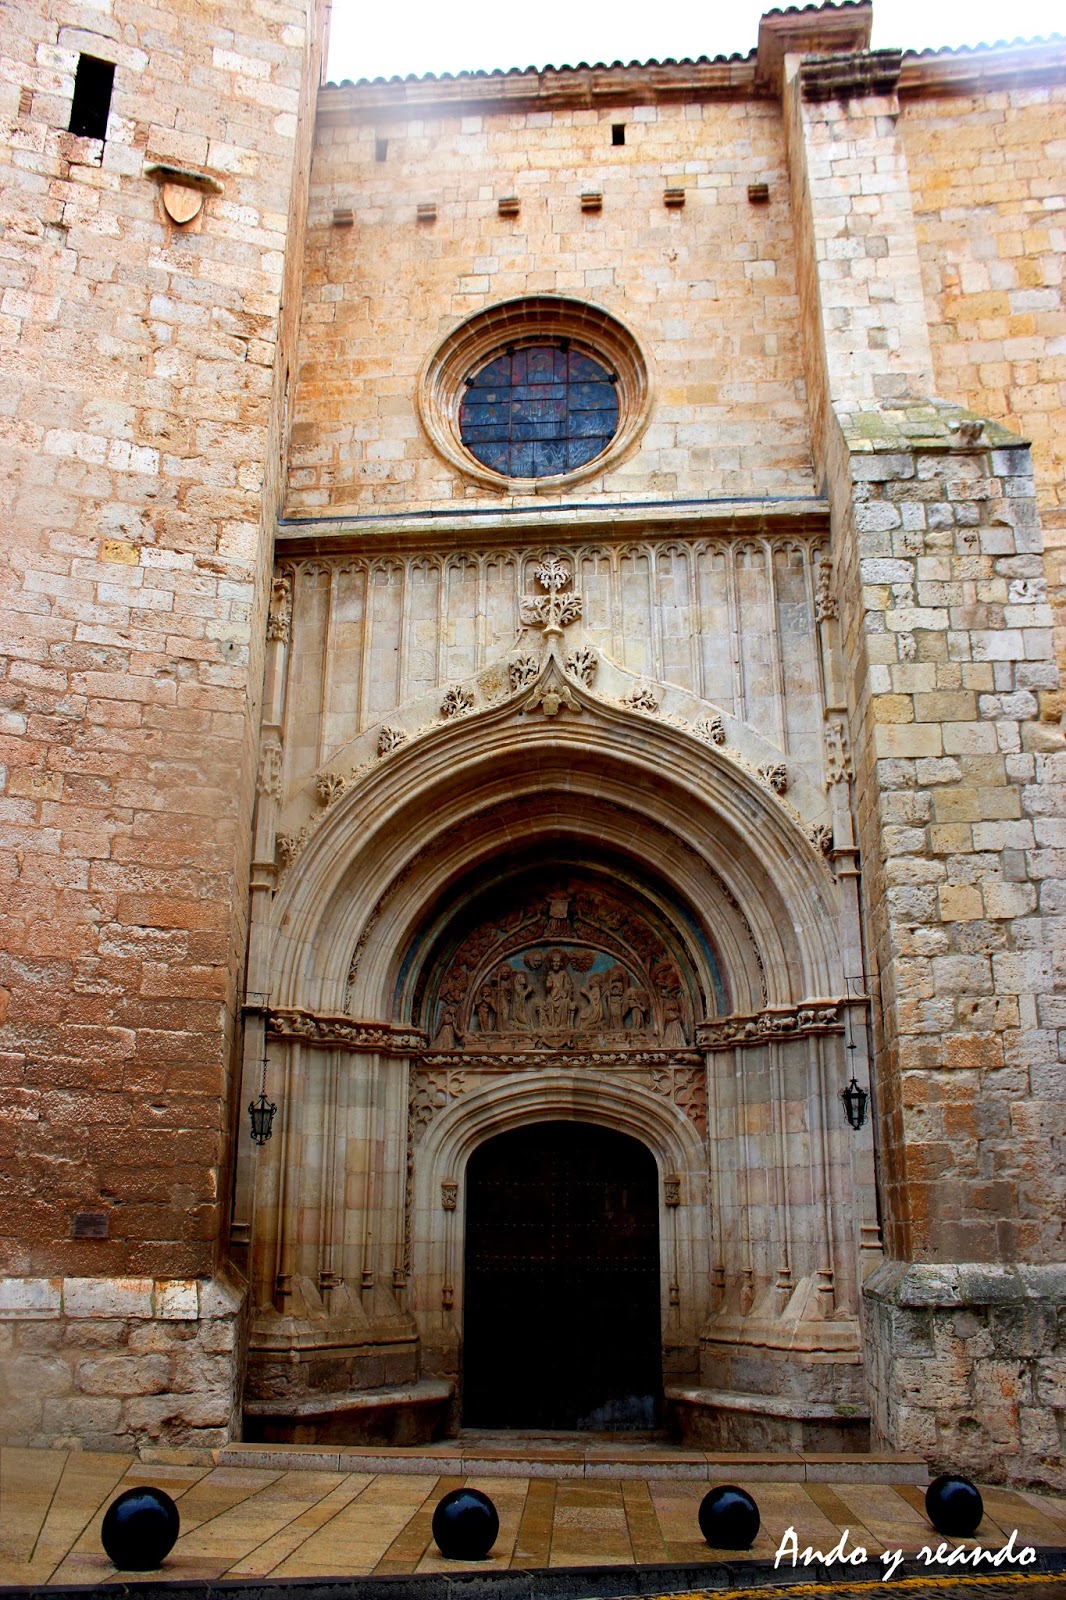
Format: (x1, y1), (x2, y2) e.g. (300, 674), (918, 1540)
(462, 1120), (662, 1430)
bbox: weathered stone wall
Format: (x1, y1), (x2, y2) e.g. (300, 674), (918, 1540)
(901, 78), (1066, 700)
(286, 76), (815, 513)
(782, 36), (1066, 1484)
(0, 0), (323, 1444)
(0, 1272), (246, 1451)
(865, 1261), (1066, 1490)
(836, 411), (1064, 1268)
(0, 0), (320, 1272)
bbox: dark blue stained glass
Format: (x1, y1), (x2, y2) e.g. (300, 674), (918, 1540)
(459, 342), (620, 478)
(522, 382), (565, 402)
(534, 439), (568, 475)
(568, 436), (603, 469)
(473, 356), (511, 387)
(462, 403), (509, 428)
(567, 352), (605, 382)
(511, 420), (559, 441)
(570, 409), (612, 439)
(571, 381), (616, 409)
(511, 400), (567, 428)
(476, 440), (511, 473)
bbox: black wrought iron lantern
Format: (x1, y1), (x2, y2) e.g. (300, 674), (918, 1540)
(840, 1076), (869, 1130)
(248, 1089), (277, 1146)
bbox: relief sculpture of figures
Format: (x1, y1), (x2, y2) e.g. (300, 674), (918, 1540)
(424, 882), (695, 1053)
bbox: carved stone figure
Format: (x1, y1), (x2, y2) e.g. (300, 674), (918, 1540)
(475, 984), (497, 1032)
(511, 971), (533, 1029)
(430, 1004), (462, 1050)
(494, 962), (513, 1029)
(662, 995), (688, 1048)
(540, 947), (577, 1029)
(579, 971), (606, 1025)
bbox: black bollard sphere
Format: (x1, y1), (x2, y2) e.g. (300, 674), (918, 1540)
(925, 1473), (983, 1538)
(698, 1484), (761, 1550)
(101, 1486), (180, 1571)
(431, 1487), (500, 1560)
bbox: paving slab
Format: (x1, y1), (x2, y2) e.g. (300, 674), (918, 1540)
(0, 1446), (1063, 1594)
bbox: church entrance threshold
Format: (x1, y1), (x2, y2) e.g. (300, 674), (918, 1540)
(462, 1120), (662, 1430)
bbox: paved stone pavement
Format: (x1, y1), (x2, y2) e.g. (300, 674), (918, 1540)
(1, 1447), (1065, 1590)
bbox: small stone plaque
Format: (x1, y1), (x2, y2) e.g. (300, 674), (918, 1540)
(72, 1211), (109, 1239)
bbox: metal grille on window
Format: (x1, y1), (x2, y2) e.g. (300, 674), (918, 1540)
(459, 342), (619, 479)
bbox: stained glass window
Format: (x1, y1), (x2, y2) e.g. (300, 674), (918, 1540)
(459, 343), (620, 478)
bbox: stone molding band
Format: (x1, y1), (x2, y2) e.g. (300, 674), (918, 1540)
(266, 1001), (845, 1054)
(267, 1009), (427, 1052)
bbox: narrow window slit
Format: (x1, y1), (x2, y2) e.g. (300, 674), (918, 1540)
(69, 54), (114, 141)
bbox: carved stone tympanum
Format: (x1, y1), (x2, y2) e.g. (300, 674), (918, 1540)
(421, 877), (697, 1052)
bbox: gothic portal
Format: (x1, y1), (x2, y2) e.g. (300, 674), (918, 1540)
(237, 596), (877, 1448)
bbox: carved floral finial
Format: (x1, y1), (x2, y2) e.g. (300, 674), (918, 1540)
(509, 654), (540, 691)
(623, 683), (661, 714)
(565, 646), (597, 687)
(760, 761), (788, 795)
(441, 684), (474, 718)
(520, 556), (582, 633)
(693, 714), (725, 746)
(315, 771), (346, 806)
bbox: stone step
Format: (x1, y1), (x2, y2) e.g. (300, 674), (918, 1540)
(215, 1438), (928, 1483)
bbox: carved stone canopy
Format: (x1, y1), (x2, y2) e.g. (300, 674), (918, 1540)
(410, 865), (719, 1055)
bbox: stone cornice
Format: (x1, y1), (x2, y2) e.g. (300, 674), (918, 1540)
(274, 497), (830, 561)
(313, 33), (1065, 125)
(317, 59), (758, 124)
(899, 37), (1066, 97)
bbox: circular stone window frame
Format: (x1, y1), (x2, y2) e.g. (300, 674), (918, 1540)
(416, 295), (654, 492)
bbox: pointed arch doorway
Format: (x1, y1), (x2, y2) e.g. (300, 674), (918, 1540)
(462, 1120), (662, 1430)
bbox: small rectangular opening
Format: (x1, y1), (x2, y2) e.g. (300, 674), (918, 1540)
(611, 123), (625, 146)
(68, 53), (114, 141)
(375, 137), (388, 162)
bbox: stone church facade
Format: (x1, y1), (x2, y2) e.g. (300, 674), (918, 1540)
(1, 0), (1064, 1487)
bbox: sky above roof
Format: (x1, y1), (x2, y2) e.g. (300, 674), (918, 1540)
(327, 0), (1064, 82)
